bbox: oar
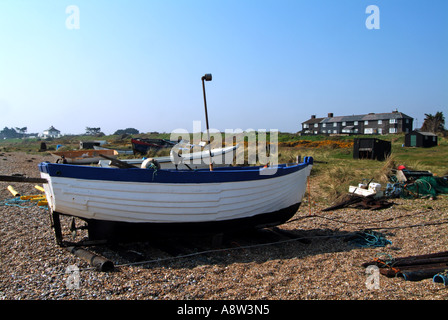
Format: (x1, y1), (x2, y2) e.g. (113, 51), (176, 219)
(99, 154), (139, 169)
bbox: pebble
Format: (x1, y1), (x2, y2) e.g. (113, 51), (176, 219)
(1, 151), (447, 300)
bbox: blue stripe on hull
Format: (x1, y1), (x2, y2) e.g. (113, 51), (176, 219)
(38, 158), (313, 184)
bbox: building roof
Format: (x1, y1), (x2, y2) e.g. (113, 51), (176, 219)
(303, 111), (413, 124)
(303, 117), (325, 125)
(411, 131), (437, 136)
(45, 126), (60, 132)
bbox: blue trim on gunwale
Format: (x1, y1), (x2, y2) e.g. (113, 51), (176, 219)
(38, 158), (313, 184)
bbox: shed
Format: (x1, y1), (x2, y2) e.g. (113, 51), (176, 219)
(404, 131), (438, 148)
(353, 138), (391, 161)
(79, 141), (101, 149)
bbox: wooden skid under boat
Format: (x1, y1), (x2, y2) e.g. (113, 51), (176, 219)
(39, 157), (313, 241)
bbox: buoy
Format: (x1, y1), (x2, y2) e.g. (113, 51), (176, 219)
(34, 185), (45, 193)
(141, 158), (160, 170)
(37, 200), (48, 207)
(7, 186), (20, 197)
(20, 195), (46, 201)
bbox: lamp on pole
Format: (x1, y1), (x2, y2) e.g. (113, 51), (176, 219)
(201, 73), (213, 171)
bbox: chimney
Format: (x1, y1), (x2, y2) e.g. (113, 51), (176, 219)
(311, 115), (316, 119)
(328, 113), (333, 118)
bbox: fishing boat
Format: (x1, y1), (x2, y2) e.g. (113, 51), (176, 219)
(39, 73), (313, 242)
(38, 157), (313, 241)
(94, 145), (134, 155)
(50, 149), (119, 165)
(131, 138), (176, 155)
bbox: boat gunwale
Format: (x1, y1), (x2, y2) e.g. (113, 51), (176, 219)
(39, 158), (313, 184)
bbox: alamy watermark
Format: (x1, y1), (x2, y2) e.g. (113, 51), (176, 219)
(65, 5), (380, 31)
(66, 5), (80, 30)
(365, 265), (380, 290)
(365, 5), (380, 30)
(65, 264), (80, 289)
(169, 121), (278, 174)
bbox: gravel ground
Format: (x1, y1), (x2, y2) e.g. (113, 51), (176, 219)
(1, 151), (447, 301)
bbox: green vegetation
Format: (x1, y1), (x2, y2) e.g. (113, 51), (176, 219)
(1, 132), (447, 205)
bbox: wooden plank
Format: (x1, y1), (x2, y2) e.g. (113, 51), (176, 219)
(99, 154), (139, 169)
(0, 175), (48, 184)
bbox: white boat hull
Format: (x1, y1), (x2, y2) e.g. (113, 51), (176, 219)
(41, 167), (309, 224)
(39, 158), (313, 240)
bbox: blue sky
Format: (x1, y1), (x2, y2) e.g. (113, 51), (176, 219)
(0, 0), (447, 135)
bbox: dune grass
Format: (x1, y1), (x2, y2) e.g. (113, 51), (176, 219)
(2, 132), (446, 204)
(277, 134), (448, 204)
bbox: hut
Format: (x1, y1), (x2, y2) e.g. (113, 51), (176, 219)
(79, 140), (107, 149)
(353, 138), (391, 161)
(404, 131), (438, 148)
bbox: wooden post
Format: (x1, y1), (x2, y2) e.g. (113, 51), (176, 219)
(52, 211), (63, 246)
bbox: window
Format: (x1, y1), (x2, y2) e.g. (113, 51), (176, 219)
(378, 120), (382, 124)
(333, 122), (337, 127)
(354, 121), (358, 125)
(333, 130), (337, 134)
(406, 119), (409, 124)
(304, 124), (309, 129)
(364, 128), (373, 134)
(389, 128), (397, 133)
(378, 128), (382, 134)
(322, 130), (326, 134)
(342, 121), (346, 126)
(390, 119), (397, 124)
(322, 123), (326, 128)
(314, 123), (318, 128)
(364, 120), (369, 125)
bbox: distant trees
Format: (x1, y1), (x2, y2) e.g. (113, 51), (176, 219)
(15, 127), (27, 136)
(113, 128), (139, 135)
(421, 111), (446, 133)
(0, 127), (21, 139)
(85, 127), (104, 136)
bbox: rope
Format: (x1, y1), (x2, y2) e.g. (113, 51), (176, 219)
(112, 232), (358, 269)
(375, 252), (395, 265)
(0, 197), (48, 209)
(372, 253), (401, 274)
(148, 163), (158, 181)
(307, 176), (312, 216)
(72, 218), (448, 271)
(105, 177), (446, 268)
(348, 230), (392, 248)
(1, 198), (35, 208)
(286, 208), (434, 226)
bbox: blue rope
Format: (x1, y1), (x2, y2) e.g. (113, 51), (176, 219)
(1, 197), (48, 209)
(349, 230), (392, 248)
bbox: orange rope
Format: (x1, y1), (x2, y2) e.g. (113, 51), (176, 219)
(308, 176), (312, 215)
(372, 257), (400, 274)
